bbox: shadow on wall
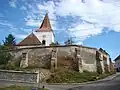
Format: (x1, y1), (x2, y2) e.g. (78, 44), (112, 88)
(57, 56), (79, 71)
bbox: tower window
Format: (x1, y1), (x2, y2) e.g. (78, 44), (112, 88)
(42, 40), (46, 45)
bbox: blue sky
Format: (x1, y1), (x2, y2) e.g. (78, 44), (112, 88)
(0, 0), (120, 60)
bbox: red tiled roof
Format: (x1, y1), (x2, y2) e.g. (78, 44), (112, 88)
(17, 33), (41, 46)
(36, 13), (52, 32)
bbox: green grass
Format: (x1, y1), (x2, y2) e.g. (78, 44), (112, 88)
(0, 85), (48, 90)
(46, 71), (113, 83)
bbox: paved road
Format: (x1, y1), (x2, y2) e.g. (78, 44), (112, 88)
(68, 74), (120, 90)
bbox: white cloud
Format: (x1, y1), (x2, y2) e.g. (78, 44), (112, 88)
(0, 20), (13, 28)
(24, 1), (56, 30)
(38, 1), (56, 20)
(22, 0), (120, 44)
(20, 28), (32, 33)
(53, 0), (120, 44)
(14, 34), (27, 39)
(20, 6), (27, 10)
(25, 19), (41, 27)
(9, 0), (17, 8)
(69, 22), (103, 44)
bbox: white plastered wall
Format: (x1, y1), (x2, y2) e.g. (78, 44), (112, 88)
(34, 31), (54, 46)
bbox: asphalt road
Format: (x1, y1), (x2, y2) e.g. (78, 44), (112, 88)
(68, 74), (120, 90)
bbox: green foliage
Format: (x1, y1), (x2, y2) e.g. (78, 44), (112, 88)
(0, 45), (11, 66)
(0, 85), (48, 90)
(3, 34), (16, 49)
(50, 41), (60, 46)
(64, 38), (74, 45)
(46, 71), (98, 83)
(46, 71), (113, 83)
(5, 59), (21, 70)
(0, 34), (16, 70)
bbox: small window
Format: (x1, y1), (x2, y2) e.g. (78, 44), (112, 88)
(42, 40), (46, 45)
(22, 53), (27, 59)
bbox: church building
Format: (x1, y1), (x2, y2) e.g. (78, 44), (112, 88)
(17, 13), (55, 47)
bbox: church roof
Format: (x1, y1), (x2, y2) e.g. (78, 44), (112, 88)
(36, 13), (52, 32)
(17, 33), (41, 46)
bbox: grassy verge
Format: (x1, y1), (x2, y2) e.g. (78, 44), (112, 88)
(46, 71), (115, 83)
(0, 85), (48, 90)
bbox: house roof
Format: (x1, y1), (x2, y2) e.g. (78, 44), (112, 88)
(17, 33), (41, 46)
(114, 55), (120, 61)
(36, 13), (52, 32)
(99, 48), (109, 55)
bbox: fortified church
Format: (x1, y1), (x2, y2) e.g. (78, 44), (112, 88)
(18, 13), (54, 47)
(15, 13), (112, 75)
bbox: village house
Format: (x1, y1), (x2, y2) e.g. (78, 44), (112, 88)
(114, 55), (120, 72)
(13, 13), (112, 77)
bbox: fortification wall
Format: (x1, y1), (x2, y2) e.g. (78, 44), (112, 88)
(13, 45), (98, 72)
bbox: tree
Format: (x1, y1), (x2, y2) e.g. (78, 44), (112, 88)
(0, 34), (15, 69)
(0, 45), (12, 68)
(64, 38), (74, 45)
(50, 41), (60, 46)
(3, 34), (16, 49)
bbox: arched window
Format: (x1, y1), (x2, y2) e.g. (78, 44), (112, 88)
(42, 40), (46, 45)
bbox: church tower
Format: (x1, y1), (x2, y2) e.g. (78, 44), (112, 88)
(34, 13), (55, 46)
(18, 13), (55, 46)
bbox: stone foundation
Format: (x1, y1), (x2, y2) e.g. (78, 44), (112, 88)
(0, 70), (38, 83)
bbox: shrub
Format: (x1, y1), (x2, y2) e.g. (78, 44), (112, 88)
(46, 71), (100, 83)
(5, 59), (21, 70)
(0, 85), (48, 90)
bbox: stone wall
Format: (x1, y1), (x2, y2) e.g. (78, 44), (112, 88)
(14, 45), (98, 72)
(79, 47), (97, 72)
(0, 70), (38, 83)
(98, 50), (110, 73)
(28, 48), (51, 69)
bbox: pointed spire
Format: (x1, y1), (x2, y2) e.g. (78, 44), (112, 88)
(36, 13), (52, 32)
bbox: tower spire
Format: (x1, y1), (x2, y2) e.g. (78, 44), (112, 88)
(36, 13), (52, 32)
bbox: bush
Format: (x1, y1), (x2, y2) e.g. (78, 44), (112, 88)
(46, 70), (115, 83)
(5, 59), (21, 70)
(46, 71), (100, 83)
(0, 85), (48, 90)
(0, 45), (13, 69)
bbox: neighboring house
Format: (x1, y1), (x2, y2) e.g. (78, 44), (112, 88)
(114, 55), (120, 72)
(16, 13), (54, 48)
(109, 58), (115, 72)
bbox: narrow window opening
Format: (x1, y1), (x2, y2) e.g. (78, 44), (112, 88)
(42, 40), (46, 45)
